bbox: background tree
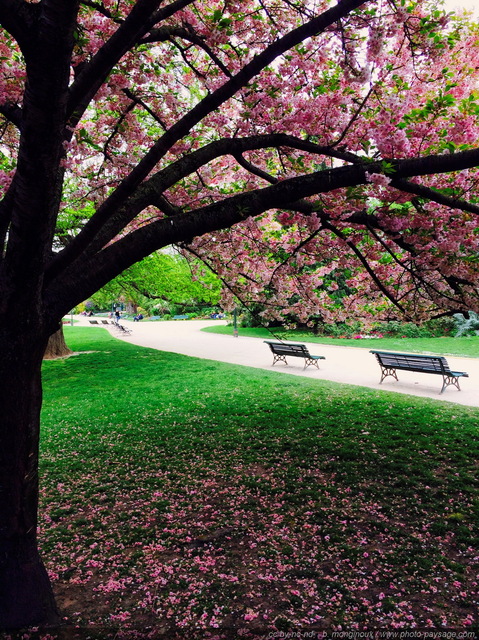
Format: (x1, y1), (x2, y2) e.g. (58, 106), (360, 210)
(1, 0), (479, 629)
(88, 251), (221, 315)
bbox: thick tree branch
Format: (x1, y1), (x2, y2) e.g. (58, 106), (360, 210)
(390, 177), (479, 215)
(67, 0), (196, 128)
(45, 132), (365, 281)
(76, 142), (479, 270)
(49, 137), (479, 286)
(53, 0), (369, 281)
(393, 147), (479, 178)
(45, 136), (479, 319)
(45, 164), (366, 314)
(0, 101), (22, 129)
(0, 0), (39, 51)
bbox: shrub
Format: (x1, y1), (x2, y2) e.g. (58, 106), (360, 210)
(454, 312), (479, 337)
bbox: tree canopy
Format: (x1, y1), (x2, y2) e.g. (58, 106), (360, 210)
(2, 0), (479, 629)
(1, 0), (479, 330)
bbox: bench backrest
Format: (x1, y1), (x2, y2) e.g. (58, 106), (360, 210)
(371, 350), (450, 374)
(265, 341), (310, 357)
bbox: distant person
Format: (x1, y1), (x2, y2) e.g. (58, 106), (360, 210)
(115, 310), (121, 323)
(133, 313), (143, 322)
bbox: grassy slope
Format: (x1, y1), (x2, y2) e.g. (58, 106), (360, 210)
(38, 327), (479, 636)
(202, 324), (479, 358)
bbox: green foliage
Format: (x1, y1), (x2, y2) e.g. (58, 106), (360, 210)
(237, 305), (283, 328)
(375, 317), (456, 338)
(454, 312), (479, 337)
(202, 324), (479, 358)
(88, 251), (221, 313)
(235, 313), (455, 339)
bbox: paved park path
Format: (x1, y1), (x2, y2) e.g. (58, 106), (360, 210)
(79, 317), (479, 408)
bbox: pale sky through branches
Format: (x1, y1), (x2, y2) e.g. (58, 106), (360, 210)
(442, 0), (478, 14)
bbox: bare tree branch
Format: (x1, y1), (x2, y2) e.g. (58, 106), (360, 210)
(141, 26), (234, 78)
(323, 220), (409, 316)
(0, 101), (22, 130)
(79, 0), (122, 23)
(67, 0), (196, 128)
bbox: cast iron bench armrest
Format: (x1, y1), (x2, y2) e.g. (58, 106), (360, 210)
(370, 350), (468, 394)
(264, 340), (325, 370)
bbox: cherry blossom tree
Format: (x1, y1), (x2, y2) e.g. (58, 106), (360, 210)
(1, 0), (479, 628)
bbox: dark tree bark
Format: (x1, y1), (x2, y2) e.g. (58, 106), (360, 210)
(0, 0), (79, 628)
(0, 322), (60, 629)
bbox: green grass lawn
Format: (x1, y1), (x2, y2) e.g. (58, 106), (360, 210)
(38, 327), (479, 637)
(202, 324), (479, 358)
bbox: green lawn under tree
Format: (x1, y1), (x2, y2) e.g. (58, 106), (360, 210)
(36, 327), (478, 637)
(202, 325), (479, 359)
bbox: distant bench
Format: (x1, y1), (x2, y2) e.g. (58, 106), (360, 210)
(264, 340), (325, 370)
(173, 315), (189, 320)
(370, 350), (468, 394)
(89, 318), (131, 335)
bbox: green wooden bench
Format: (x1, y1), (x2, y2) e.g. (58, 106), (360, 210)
(370, 350), (469, 394)
(264, 340), (325, 370)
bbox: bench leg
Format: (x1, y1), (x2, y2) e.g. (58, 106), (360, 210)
(440, 375), (461, 394)
(272, 354), (288, 366)
(304, 357), (320, 370)
(379, 366), (398, 384)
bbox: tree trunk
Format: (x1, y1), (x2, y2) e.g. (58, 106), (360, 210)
(126, 301), (137, 314)
(43, 325), (72, 360)
(0, 327), (60, 629)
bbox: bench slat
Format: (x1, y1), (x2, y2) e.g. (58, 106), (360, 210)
(264, 340), (325, 370)
(370, 350), (468, 394)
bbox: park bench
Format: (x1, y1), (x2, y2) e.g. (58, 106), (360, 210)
(109, 320), (131, 335)
(264, 340), (325, 370)
(370, 350), (469, 394)
(90, 317), (131, 335)
(115, 324), (132, 335)
(173, 314), (189, 320)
